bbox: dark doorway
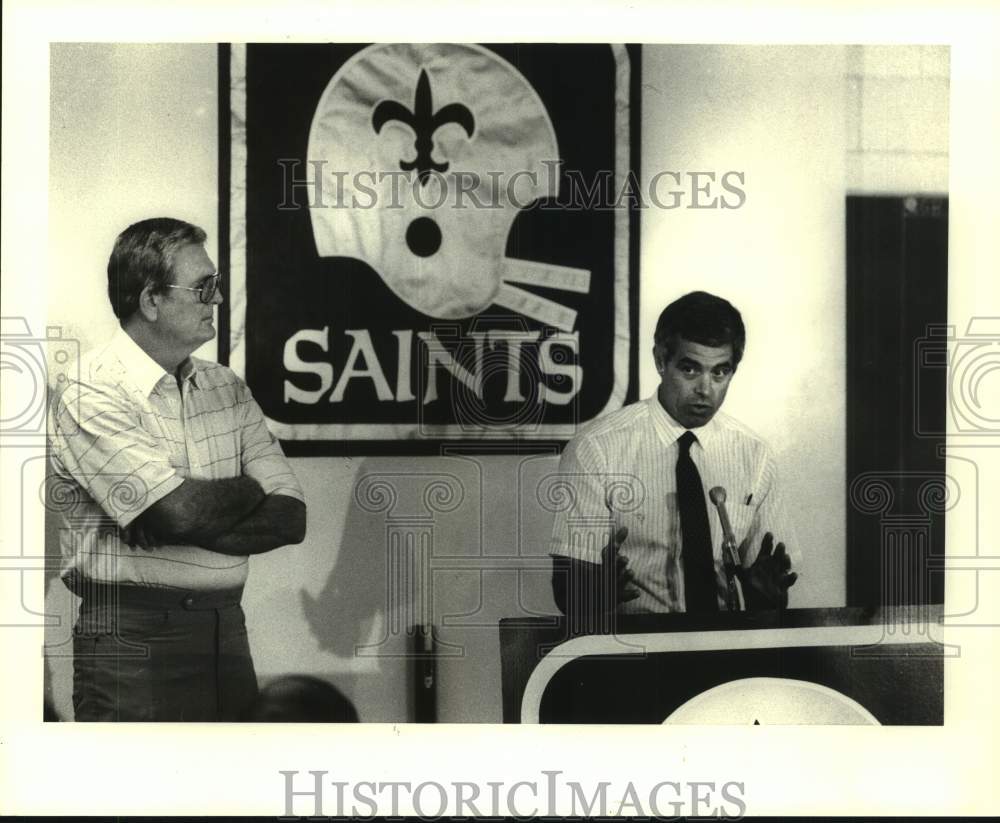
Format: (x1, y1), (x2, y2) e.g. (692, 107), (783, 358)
(846, 195), (948, 607)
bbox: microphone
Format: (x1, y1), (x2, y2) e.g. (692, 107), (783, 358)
(709, 486), (743, 611)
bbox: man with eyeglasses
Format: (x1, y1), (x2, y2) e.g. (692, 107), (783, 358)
(48, 217), (307, 721)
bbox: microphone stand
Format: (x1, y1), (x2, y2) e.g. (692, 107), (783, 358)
(710, 487), (743, 612)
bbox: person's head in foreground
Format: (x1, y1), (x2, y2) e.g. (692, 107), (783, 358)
(247, 675), (360, 722)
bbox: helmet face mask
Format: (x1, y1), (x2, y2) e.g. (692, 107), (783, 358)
(309, 43), (565, 320)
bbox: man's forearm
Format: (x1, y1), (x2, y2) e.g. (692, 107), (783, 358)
(138, 476), (265, 545)
(205, 495), (307, 556)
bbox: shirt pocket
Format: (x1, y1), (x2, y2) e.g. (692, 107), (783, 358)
(726, 503), (759, 555)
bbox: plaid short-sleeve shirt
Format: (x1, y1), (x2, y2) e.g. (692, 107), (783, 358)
(48, 329), (304, 590)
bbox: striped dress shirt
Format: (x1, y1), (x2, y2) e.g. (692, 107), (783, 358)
(549, 393), (799, 612)
(48, 329), (304, 590)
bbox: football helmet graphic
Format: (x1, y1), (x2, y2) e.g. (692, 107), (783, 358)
(308, 43), (590, 329)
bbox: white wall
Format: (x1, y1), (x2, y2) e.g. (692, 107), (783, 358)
(46, 43), (947, 723)
(846, 45), (949, 194)
(50, 43), (220, 350)
(641, 45), (850, 611)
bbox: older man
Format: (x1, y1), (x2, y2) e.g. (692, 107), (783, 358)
(49, 217), (306, 721)
(550, 291), (798, 624)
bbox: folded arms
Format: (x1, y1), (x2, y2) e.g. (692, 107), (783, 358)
(128, 477), (306, 555)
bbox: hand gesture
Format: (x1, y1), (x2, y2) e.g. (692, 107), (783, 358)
(738, 532), (797, 609)
(601, 525), (639, 609)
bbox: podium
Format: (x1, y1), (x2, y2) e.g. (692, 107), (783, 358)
(499, 606), (943, 724)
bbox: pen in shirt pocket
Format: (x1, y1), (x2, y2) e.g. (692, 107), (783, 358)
(746, 461), (766, 506)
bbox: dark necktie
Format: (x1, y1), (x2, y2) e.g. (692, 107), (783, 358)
(676, 431), (717, 612)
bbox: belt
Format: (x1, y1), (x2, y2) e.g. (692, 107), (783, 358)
(72, 579), (244, 611)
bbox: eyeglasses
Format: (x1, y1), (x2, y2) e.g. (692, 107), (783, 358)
(165, 274), (222, 304)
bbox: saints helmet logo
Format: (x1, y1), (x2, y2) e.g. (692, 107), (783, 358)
(308, 43), (591, 327)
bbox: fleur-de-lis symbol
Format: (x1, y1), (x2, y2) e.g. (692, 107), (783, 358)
(372, 69), (475, 186)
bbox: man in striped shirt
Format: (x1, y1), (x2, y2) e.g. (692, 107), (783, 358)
(48, 217), (306, 721)
(550, 291), (798, 624)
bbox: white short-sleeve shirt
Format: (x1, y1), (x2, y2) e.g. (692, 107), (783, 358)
(548, 393), (799, 612)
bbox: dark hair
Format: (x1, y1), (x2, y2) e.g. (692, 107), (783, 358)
(107, 217), (207, 320)
(246, 675), (360, 723)
(654, 291), (746, 367)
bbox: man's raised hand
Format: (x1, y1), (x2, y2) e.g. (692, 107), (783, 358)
(739, 531), (797, 609)
(601, 525), (639, 608)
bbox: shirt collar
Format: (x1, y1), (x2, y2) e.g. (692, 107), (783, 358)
(109, 328), (200, 397)
(177, 357), (200, 388)
(646, 390), (721, 452)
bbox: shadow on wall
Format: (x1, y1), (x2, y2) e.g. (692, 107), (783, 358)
(297, 454), (508, 722)
(297, 456), (477, 721)
(302, 456), (489, 658)
(300, 457), (392, 661)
